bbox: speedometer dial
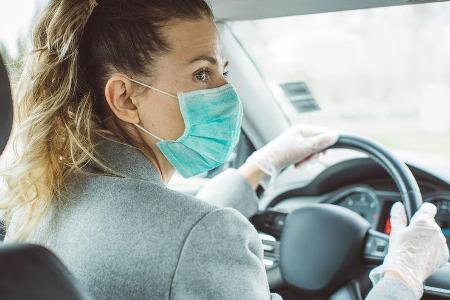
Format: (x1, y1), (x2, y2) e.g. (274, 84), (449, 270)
(339, 191), (380, 226)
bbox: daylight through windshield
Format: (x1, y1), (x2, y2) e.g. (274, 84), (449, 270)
(230, 2), (450, 171)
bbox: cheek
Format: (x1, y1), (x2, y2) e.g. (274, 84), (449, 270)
(138, 95), (185, 140)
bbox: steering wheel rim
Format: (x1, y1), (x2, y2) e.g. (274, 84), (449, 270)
(274, 134), (423, 298)
(333, 134), (422, 220)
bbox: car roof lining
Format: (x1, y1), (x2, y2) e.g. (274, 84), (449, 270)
(210, 0), (450, 21)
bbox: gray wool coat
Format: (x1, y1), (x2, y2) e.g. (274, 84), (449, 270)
(6, 136), (415, 300)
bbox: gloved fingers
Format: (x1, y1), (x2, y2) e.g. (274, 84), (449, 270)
(411, 202), (437, 221)
(306, 132), (339, 153)
(440, 245), (450, 266)
(290, 124), (339, 138)
(390, 202), (407, 233)
(381, 203), (449, 300)
(411, 214), (438, 227)
(411, 216), (443, 237)
(248, 125), (339, 178)
(438, 235), (450, 257)
(289, 124), (328, 137)
(429, 233), (449, 270)
(295, 153), (320, 168)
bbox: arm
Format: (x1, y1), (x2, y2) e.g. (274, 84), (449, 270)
(197, 125), (338, 217)
(366, 277), (416, 300)
(169, 207), (281, 299)
(196, 169), (259, 218)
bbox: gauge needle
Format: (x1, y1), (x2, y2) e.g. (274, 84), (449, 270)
(360, 192), (366, 204)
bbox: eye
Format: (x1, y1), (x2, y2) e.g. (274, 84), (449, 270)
(194, 68), (211, 82)
(193, 67), (229, 83)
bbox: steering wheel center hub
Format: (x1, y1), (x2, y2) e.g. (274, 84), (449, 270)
(280, 204), (370, 295)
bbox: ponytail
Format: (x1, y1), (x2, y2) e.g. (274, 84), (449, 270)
(0, 0), (111, 241)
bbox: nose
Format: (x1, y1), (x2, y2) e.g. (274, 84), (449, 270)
(215, 76), (228, 88)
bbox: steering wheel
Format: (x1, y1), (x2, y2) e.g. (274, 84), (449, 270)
(261, 134), (423, 299)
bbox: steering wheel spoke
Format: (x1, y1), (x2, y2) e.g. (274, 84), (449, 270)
(363, 230), (389, 264)
(330, 281), (363, 300)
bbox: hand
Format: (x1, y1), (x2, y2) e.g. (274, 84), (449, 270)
(370, 202), (449, 299)
(245, 125), (339, 176)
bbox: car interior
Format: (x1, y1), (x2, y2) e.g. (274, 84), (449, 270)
(1, 0), (450, 299)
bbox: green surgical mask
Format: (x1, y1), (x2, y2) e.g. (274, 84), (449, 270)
(128, 78), (243, 178)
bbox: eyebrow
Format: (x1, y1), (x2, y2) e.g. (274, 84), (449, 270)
(189, 55), (217, 65)
(188, 55), (229, 68)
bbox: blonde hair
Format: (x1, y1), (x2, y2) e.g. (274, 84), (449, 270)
(0, 0), (105, 241)
(0, 0), (213, 241)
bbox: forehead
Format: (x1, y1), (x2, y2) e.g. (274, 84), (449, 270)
(162, 17), (221, 61)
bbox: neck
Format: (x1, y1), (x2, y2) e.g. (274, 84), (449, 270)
(102, 117), (175, 184)
(139, 145), (175, 184)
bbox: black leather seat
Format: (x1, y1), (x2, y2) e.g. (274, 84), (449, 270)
(0, 54), (89, 300)
(0, 244), (88, 300)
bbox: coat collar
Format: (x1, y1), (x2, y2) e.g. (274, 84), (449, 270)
(92, 134), (164, 186)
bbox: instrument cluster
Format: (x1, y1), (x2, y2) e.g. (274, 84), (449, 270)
(337, 190), (381, 227)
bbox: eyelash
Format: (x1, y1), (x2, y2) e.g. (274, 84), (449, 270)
(194, 68), (229, 82)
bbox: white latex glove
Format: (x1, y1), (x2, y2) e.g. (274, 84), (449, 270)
(370, 202), (449, 299)
(246, 125), (339, 176)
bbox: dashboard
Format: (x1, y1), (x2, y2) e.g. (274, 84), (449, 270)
(267, 187), (450, 249)
(251, 157), (450, 291)
(326, 187), (450, 244)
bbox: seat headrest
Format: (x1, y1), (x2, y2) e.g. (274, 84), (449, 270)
(0, 243), (89, 300)
(0, 54), (13, 154)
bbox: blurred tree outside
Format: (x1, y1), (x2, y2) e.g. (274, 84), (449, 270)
(231, 2), (450, 171)
(0, 0), (45, 85)
(0, 33), (28, 83)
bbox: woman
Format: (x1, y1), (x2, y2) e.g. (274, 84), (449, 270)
(1, 0), (447, 299)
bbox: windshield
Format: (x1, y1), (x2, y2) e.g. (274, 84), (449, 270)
(230, 2), (450, 171)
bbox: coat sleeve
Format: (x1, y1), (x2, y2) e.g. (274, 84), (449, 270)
(169, 207), (281, 300)
(366, 278), (417, 300)
(196, 169), (259, 218)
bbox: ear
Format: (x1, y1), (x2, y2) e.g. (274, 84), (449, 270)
(104, 75), (140, 124)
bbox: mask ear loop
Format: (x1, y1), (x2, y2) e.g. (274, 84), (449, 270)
(134, 123), (163, 142)
(126, 77), (178, 100)
(125, 76), (179, 142)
